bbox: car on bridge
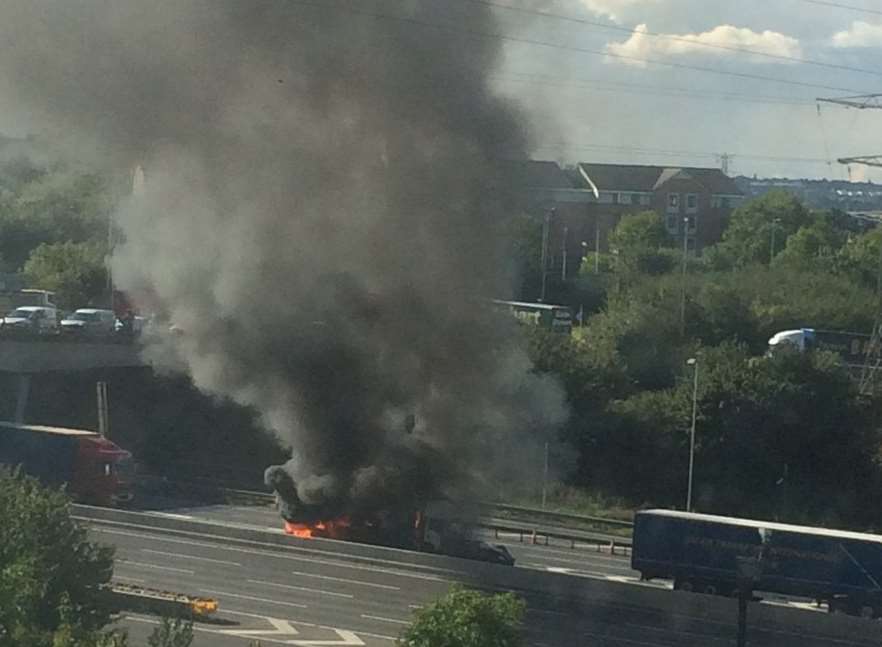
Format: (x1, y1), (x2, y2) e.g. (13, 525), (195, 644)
(2, 305), (58, 336)
(60, 308), (117, 338)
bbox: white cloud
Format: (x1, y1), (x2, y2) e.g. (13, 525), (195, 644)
(579, 0), (659, 23)
(831, 21), (882, 48)
(606, 24), (802, 67)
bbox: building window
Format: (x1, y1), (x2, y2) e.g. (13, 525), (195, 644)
(687, 237), (696, 252)
(686, 193), (698, 213)
(685, 215), (697, 233)
(711, 195), (733, 209)
(667, 193), (680, 212)
(666, 214), (679, 233)
(598, 191), (615, 204)
(639, 193), (651, 206)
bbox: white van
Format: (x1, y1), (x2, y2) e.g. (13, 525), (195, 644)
(2, 306), (58, 335)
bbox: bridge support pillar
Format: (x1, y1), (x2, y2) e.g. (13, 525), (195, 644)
(14, 374), (31, 424)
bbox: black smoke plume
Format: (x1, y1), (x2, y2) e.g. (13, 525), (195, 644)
(0, 1), (566, 520)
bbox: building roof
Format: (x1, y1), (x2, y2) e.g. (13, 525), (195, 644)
(503, 160), (575, 190)
(577, 163), (742, 195)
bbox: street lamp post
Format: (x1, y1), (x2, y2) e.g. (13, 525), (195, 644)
(686, 357), (699, 512)
(539, 208), (554, 302)
(680, 216), (689, 337)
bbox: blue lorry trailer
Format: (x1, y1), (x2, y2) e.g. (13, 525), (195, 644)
(632, 510), (882, 618)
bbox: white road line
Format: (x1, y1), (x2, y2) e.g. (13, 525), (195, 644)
(117, 559), (194, 574)
(360, 614), (410, 625)
(141, 548), (242, 566)
(248, 578), (355, 599)
(149, 512), (195, 520)
(200, 588), (308, 609)
(407, 604), (422, 609)
(89, 526), (460, 579)
(526, 563), (610, 578)
(290, 569), (400, 591)
(221, 609), (397, 641)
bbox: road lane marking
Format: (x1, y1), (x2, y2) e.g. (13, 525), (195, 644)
(407, 604), (422, 609)
(223, 610), (396, 642)
(289, 630), (364, 645)
(290, 569), (400, 591)
(360, 614), (410, 625)
(200, 588), (308, 609)
(248, 579), (355, 599)
(89, 525), (460, 578)
(221, 617), (299, 638)
(124, 611), (372, 647)
(149, 512), (195, 520)
(116, 559), (194, 574)
(141, 548), (241, 566)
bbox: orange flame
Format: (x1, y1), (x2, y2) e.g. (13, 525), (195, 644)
(284, 517), (351, 540)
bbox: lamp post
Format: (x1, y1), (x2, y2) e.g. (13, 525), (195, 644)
(680, 216), (689, 337)
(539, 208), (554, 302)
(686, 357), (699, 512)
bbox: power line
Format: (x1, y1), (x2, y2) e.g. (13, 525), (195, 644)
(532, 141), (831, 165)
(469, 0), (882, 78)
(285, 0), (874, 95)
(796, 0), (882, 17)
(817, 94), (882, 109)
(494, 72), (817, 106)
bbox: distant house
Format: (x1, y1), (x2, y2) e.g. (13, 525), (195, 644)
(574, 163), (744, 254)
(503, 160), (596, 282)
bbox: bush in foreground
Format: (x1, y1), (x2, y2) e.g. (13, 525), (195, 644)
(398, 586), (525, 647)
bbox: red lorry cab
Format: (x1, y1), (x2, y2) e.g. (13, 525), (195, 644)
(0, 421), (134, 506)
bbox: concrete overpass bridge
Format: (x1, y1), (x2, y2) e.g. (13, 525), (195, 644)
(0, 339), (149, 423)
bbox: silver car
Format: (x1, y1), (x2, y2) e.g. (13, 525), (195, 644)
(2, 306), (58, 335)
(60, 308), (116, 337)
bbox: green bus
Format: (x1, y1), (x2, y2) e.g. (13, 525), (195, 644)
(492, 300), (573, 334)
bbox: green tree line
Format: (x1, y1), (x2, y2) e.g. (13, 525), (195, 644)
(520, 191), (882, 529)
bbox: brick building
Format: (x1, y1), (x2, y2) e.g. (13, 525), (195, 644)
(504, 160), (596, 281)
(574, 163), (743, 254)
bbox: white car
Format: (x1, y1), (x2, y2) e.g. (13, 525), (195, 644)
(60, 308), (116, 337)
(2, 306), (58, 335)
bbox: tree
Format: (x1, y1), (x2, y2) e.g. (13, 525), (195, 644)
(147, 618), (194, 647)
(0, 469), (114, 646)
(23, 241), (108, 310)
(0, 169), (112, 270)
(608, 211), (675, 275)
(840, 226), (882, 289)
(398, 586), (525, 647)
(716, 191), (813, 266)
(775, 217), (846, 270)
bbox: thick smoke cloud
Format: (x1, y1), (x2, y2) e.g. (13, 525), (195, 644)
(0, 1), (566, 520)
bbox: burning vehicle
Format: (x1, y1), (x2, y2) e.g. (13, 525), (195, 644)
(265, 467), (515, 566)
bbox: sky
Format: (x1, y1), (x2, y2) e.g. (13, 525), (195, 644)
(0, 0), (879, 182)
(491, 0), (882, 181)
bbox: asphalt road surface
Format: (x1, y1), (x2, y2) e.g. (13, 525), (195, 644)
(90, 514), (882, 647)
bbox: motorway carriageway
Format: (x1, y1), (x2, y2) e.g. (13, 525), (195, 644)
(90, 501), (882, 647)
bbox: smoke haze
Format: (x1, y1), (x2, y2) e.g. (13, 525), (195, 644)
(0, 1), (566, 519)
